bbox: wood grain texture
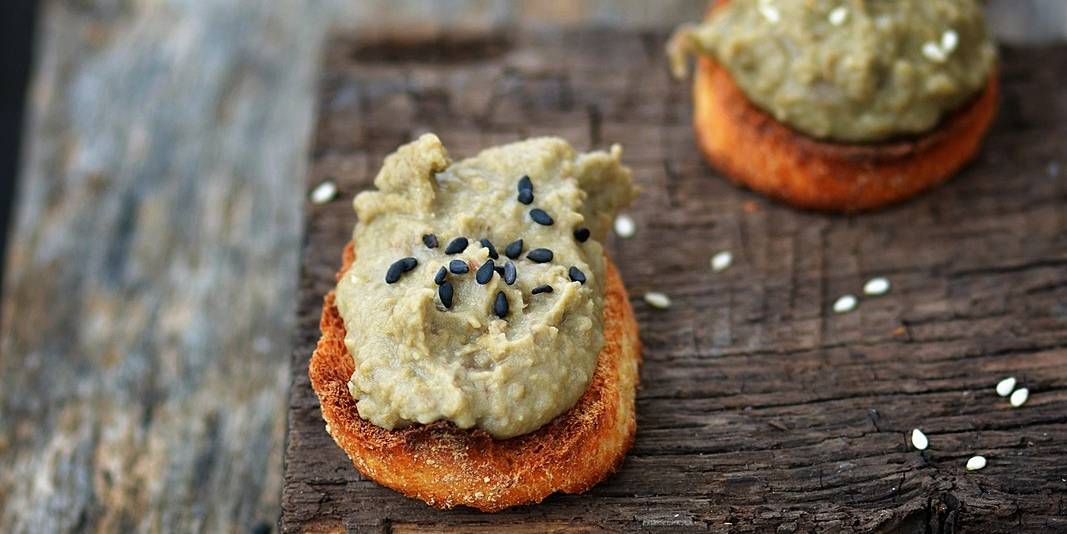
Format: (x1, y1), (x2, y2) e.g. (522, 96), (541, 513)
(284, 29), (1067, 533)
(0, 0), (336, 531)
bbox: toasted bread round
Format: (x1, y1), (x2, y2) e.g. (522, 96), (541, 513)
(309, 242), (641, 511)
(692, 56), (999, 212)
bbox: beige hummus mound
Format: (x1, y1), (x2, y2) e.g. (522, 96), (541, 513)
(668, 0), (996, 143)
(335, 134), (636, 439)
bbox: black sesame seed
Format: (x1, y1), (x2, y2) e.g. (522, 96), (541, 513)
(494, 265), (506, 276)
(532, 284), (554, 295)
(438, 282), (454, 309)
(504, 239), (524, 259)
(493, 291), (509, 318)
(480, 238), (498, 259)
(444, 237), (469, 254)
(449, 259), (469, 274)
(573, 227), (590, 243)
(422, 233), (439, 248)
(434, 266), (448, 285)
(476, 259), (495, 285)
(518, 175), (533, 192)
(503, 261), (517, 285)
(530, 208), (554, 226)
(527, 248), (553, 263)
(517, 189), (533, 205)
(568, 266), (587, 285)
(385, 257), (418, 284)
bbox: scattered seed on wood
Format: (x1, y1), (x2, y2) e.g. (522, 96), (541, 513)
(996, 376), (1016, 397)
(574, 227), (590, 242)
(480, 238), (498, 259)
(505, 239), (523, 259)
(864, 277), (890, 296)
(911, 429), (929, 450)
(1010, 388), (1029, 408)
(614, 214), (635, 238)
(385, 257), (418, 284)
(449, 259), (469, 274)
(644, 291), (671, 309)
(568, 266), (586, 285)
(476, 259), (495, 284)
(966, 456), (987, 471)
(444, 237), (469, 254)
(711, 250), (732, 272)
(503, 262), (517, 285)
(527, 248), (553, 263)
(532, 284), (553, 295)
(438, 282), (454, 309)
(434, 266), (448, 285)
(422, 233), (438, 249)
(530, 208), (554, 226)
(493, 291), (509, 318)
(833, 294), (857, 314)
(310, 180), (337, 204)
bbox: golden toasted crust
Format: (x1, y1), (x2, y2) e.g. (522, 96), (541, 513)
(309, 242), (641, 512)
(692, 56), (999, 212)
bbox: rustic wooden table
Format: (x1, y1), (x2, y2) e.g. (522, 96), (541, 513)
(283, 30), (1067, 532)
(0, 1), (334, 531)
(4, 2), (1066, 531)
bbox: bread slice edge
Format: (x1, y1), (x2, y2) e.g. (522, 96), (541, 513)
(309, 241), (641, 512)
(692, 55), (999, 212)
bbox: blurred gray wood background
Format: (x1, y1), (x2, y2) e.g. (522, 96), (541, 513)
(0, 0), (1062, 532)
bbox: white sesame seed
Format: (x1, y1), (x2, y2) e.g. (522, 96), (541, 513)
(1010, 387), (1029, 407)
(941, 30), (959, 54)
(863, 277), (891, 296)
(922, 42), (947, 63)
(644, 292), (672, 309)
(833, 294), (857, 314)
(966, 455), (987, 471)
(310, 180), (338, 204)
(759, 5), (780, 23)
(911, 429), (929, 450)
(711, 250), (733, 272)
(614, 214), (636, 239)
(828, 7), (848, 26)
(995, 376), (1016, 397)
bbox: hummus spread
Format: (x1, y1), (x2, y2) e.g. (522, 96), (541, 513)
(335, 134), (636, 439)
(667, 0), (996, 142)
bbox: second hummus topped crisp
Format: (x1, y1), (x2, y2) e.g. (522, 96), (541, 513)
(336, 134), (636, 439)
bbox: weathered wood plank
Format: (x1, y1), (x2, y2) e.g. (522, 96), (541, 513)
(284, 28), (1067, 533)
(0, 0), (337, 531)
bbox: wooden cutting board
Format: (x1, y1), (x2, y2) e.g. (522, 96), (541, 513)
(282, 29), (1067, 533)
